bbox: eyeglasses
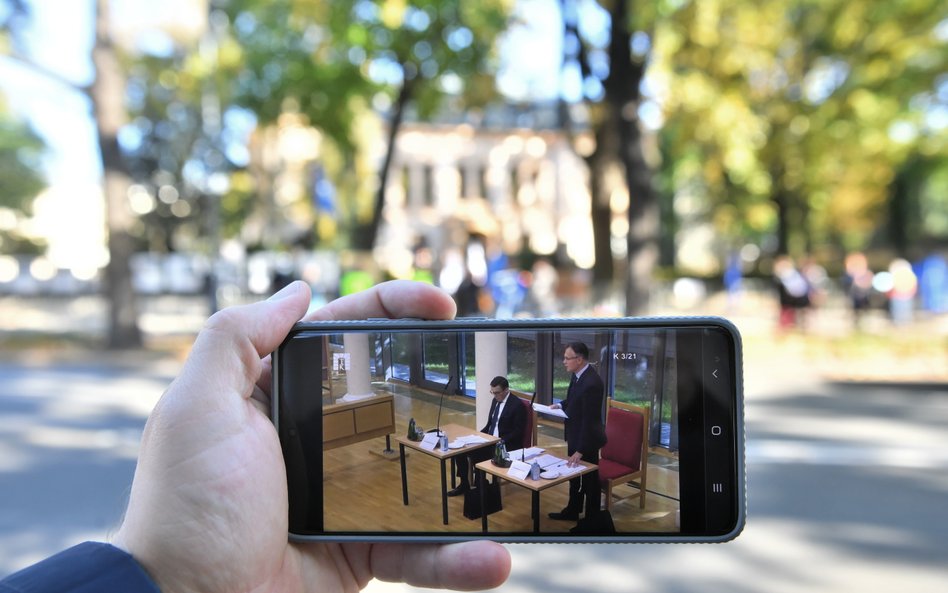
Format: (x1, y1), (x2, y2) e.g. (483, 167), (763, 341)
(563, 355), (580, 361)
(489, 389), (507, 396)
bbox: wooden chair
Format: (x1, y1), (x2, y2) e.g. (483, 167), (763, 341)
(599, 400), (649, 510)
(515, 393), (538, 449)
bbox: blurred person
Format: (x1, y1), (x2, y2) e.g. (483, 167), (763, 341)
(887, 258), (918, 325)
(490, 266), (528, 318)
(411, 241), (436, 285)
(526, 258), (560, 317)
(0, 281), (510, 593)
(453, 270), (486, 317)
(448, 376), (526, 497)
(917, 252), (948, 314)
(801, 256), (828, 305)
(773, 255), (810, 330)
(843, 251), (875, 329)
(548, 342), (606, 524)
(723, 251), (744, 313)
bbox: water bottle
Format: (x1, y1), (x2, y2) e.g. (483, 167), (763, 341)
(440, 433), (449, 451)
(493, 440), (506, 465)
(530, 460), (541, 480)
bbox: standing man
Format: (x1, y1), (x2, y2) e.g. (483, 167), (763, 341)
(549, 341), (605, 521)
(448, 376), (526, 497)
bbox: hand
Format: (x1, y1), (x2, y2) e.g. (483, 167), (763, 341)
(113, 280), (510, 593)
(550, 403), (561, 410)
(567, 451), (583, 468)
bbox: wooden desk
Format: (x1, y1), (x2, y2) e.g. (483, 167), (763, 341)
(322, 394), (395, 450)
(475, 457), (598, 533)
(394, 423), (499, 525)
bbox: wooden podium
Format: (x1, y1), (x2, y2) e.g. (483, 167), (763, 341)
(322, 394), (395, 451)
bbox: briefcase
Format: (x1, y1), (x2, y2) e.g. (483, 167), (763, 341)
(463, 481), (502, 519)
(569, 509), (616, 534)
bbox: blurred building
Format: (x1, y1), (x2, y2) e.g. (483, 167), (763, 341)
(375, 103), (595, 281)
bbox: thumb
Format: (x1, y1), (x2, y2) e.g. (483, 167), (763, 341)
(177, 280), (312, 405)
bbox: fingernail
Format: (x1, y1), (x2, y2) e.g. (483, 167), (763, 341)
(267, 281), (300, 302)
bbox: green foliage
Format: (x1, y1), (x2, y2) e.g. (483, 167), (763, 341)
(1, 3), (46, 218)
(652, 0), (948, 256)
(217, 0), (512, 244)
(0, 112), (46, 214)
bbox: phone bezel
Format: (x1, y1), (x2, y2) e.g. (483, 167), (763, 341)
(272, 316), (745, 543)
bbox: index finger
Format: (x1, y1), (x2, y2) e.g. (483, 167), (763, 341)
(306, 280), (457, 322)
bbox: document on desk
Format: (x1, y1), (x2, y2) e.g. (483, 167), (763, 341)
(419, 432), (440, 451)
(533, 403), (568, 418)
(557, 463), (586, 477)
(454, 435), (490, 446)
(507, 446), (545, 460)
(539, 458), (584, 477)
(508, 460), (532, 481)
(533, 454), (565, 469)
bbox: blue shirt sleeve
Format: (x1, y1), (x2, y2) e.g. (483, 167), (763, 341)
(0, 542), (160, 593)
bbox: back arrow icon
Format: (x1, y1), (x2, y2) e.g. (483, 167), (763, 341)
(712, 369), (719, 379)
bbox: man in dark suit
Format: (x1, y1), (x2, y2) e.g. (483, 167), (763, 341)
(448, 375), (527, 496)
(548, 341), (605, 521)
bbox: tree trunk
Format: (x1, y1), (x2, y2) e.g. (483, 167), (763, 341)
(623, 115), (660, 316)
(602, 0), (658, 316)
(587, 147), (615, 291)
(560, 0), (616, 300)
(91, 0), (141, 348)
(356, 77), (414, 252)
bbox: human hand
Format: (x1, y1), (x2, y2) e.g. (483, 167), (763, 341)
(567, 451), (583, 468)
(113, 280), (511, 593)
(549, 403), (561, 410)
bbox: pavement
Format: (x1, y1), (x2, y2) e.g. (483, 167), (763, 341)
(1, 296), (947, 591)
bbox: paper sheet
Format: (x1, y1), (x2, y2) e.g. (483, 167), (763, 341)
(508, 460), (532, 481)
(419, 432), (440, 451)
(533, 403), (568, 418)
(533, 453), (566, 469)
(454, 434), (490, 446)
(506, 446), (544, 460)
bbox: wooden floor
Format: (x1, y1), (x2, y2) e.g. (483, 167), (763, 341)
(322, 381), (680, 535)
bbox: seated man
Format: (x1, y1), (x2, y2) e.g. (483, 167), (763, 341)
(448, 376), (526, 497)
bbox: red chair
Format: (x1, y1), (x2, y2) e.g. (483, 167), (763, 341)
(599, 400), (649, 510)
(516, 394), (538, 449)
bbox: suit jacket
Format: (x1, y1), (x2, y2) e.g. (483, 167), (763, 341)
(561, 365), (606, 455)
(481, 394), (527, 449)
(0, 542), (159, 593)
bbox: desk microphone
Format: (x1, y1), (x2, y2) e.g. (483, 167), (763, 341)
(427, 375), (454, 436)
(523, 391), (537, 462)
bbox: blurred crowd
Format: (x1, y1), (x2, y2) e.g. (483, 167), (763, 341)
(771, 251), (947, 331)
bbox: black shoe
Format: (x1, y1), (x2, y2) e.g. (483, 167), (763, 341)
(548, 510), (580, 521)
(447, 485), (469, 497)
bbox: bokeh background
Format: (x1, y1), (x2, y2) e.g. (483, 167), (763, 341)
(1, 1), (946, 591)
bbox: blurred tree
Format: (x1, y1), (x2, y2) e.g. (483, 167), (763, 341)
(563, 0), (946, 300)
(0, 111), (47, 255)
(0, 112), (45, 214)
(559, 0), (681, 314)
(1, 0), (141, 346)
(657, 0), (948, 259)
(0, 2), (47, 251)
(91, 0), (142, 347)
(220, 0), (512, 251)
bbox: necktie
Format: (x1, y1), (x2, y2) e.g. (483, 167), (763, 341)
(568, 374), (577, 397)
(486, 399), (499, 435)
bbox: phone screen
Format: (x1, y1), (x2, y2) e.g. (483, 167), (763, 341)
(273, 318), (744, 542)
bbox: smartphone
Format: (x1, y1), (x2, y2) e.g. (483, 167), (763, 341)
(271, 316), (744, 543)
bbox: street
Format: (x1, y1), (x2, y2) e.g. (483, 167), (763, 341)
(2, 325), (947, 592)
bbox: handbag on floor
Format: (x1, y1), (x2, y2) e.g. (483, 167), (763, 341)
(463, 480), (503, 519)
(569, 509), (616, 534)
